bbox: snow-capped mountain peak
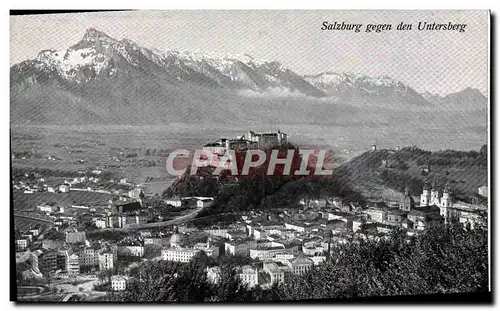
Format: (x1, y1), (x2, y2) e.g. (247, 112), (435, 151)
(33, 45), (109, 83)
(303, 71), (435, 106)
(306, 72), (402, 88)
(16, 27), (481, 105)
(304, 72), (410, 94)
(81, 27), (117, 44)
(421, 91), (445, 101)
(163, 49), (285, 72)
(13, 27), (320, 93)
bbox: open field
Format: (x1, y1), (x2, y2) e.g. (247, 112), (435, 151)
(10, 106), (487, 209)
(12, 190), (115, 212)
(14, 216), (53, 233)
(11, 114), (487, 174)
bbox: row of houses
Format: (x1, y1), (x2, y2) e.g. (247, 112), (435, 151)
(164, 196), (214, 209)
(21, 242), (118, 278)
(206, 255), (321, 288)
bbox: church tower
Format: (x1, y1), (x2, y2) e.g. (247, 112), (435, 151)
(440, 186), (453, 224)
(441, 186), (452, 207)
(420, 183), (431, 206)
(400, 187), (414, 211)
(430, 181), (439, 206)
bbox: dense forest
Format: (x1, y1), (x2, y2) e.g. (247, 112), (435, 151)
(107, 223), (489, 302)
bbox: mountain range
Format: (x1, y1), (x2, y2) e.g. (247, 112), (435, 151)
(10, 28), (487, 125)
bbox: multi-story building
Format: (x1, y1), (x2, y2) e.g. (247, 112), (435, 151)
(57, 250), (69, 272)
(386, 209), (408, 225)
(288, 256), (314, 275)
(302, 245), (324, 256)
(245, 130), (288, 148)
(165, 197), (183, 207)
(107, 215), (120, 228)
(225, 230), (248, 241)
(67, 253), (80, 275)
(27, 250), (43, 277)
(308, 256), (326, 266)
(273, 251), (296, 263)
(263, 262), (288, 285)
(363, 208), (387, 223)
(118, 215), (138, 229)
(351, 217), (367, 233)
(111, 275), (128, 291)
(94, 218), (107, 229)
(162, 227), (202, 262)
(37, 202), (58, 213)
(16, 238), (28, 251)
(193, 241), (219, 258)
(79, 247), (99, 268)
(249, 245), (285, 261)
(162, 248), (200, 262)
(98, 251), (114, 271)
(37, 250), (58, 276)
(225, 240), (257, 257)
(65, 231), (86, 244)
(144, 237), (167, 247)
(238, 265), (259, 288)
(136, 213), (149, 225)
(458, 209), (486, 228)
(407, 205), (444, 230)
(252, 228), (267, 240)
(29, 227), (41, 237)
(117, 244), (144, 257)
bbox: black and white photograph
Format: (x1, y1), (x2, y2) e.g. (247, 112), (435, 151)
(9, 9), (490, 303)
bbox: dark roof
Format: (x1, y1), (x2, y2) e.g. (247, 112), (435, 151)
(426, 214), (445, 221)
(387, 209), (408, 216)
(408, 209), (427, 217)
(328, 221), (347, 229)
(117, 202), (142, 213)
(328, 211), (351, 217)
(412, 205), (441, 215)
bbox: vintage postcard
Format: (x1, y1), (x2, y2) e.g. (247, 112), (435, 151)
(10, 10), (490, 303)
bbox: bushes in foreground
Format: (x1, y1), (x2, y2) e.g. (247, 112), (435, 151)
(107, 223), (488, 302)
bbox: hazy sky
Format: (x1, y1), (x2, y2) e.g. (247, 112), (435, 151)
(10, 10), (489, 94)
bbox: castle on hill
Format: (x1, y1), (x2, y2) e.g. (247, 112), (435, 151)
(203, 130), (288, 156)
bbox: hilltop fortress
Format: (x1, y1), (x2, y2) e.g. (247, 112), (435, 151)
(203, 130), (288, 156)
